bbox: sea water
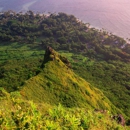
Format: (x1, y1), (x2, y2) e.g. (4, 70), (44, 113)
(0, 0), (130, 39)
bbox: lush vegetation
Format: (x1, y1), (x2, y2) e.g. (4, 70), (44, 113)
(0, 10), (130, 62)
(0, 11), (130, 129)
(0, 88), (128, 130)
(20, 48), (119, 112)
(0, 36), (44, 92)
(60, 52), (130, 117)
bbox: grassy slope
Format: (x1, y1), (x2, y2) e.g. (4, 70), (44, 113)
(0, 12), (130, 128)
(20, 49), (120, 114)
(0, 87), (128, 129)
(0, 48), (129, 129)
(60, 51), (130, 117)
(0, 43), (129, 121)
(0, 12), (130, 118)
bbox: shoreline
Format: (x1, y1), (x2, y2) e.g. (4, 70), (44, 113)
(0, 0), (130, 40)
(76, 18), (130, 44)
(0, 10), (129, 44)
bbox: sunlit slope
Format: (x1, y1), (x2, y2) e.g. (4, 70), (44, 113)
(0, 88), (127, 130)
(21, 47), (119, 112)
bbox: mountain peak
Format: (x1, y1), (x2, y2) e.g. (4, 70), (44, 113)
(43, 46), (55, 62)
(42, 46), (71, 68)
(21, 48), (121, 113)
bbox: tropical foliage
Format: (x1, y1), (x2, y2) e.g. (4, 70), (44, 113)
(0, 88), (127, 130)
(0, 11), (130, 129)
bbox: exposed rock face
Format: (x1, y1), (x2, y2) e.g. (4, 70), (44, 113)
(44, 46), (55, 61)
(125, 85), (130, 90)
(113, 114), (125, 126)
(59, 55), (71, 68)
(41, 46), (71, 68)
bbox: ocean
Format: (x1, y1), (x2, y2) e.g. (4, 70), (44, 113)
(0, 0), (130, 39)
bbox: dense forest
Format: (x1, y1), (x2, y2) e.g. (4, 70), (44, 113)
(0, 10), (130, 61)
(0, 11), (130, 129)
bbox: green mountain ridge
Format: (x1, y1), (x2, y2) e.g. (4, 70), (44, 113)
(0, 11), (130, 129)
(0, 47), (129, 129)
(21, 47), (119, 112)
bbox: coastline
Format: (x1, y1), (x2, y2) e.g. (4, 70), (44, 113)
(0, 10), (129, 44)
(0, 0), (130, 40)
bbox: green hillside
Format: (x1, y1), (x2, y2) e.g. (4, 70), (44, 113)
(0, 48), (128, 129)
(0, 11), (130, 129)
(0, 88), (127, 130)
(21, 47), (117, 111)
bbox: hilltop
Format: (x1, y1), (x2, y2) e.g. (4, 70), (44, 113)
(20, 47), (117, 111)
(0, 47), (128, 129)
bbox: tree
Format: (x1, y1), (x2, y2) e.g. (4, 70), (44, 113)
(57, 37), (67, 44)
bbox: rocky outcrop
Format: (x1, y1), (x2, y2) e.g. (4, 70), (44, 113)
(41, 46), (71, 68)
(59, 55), (71, 68)
(113, 114), (125, 126)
